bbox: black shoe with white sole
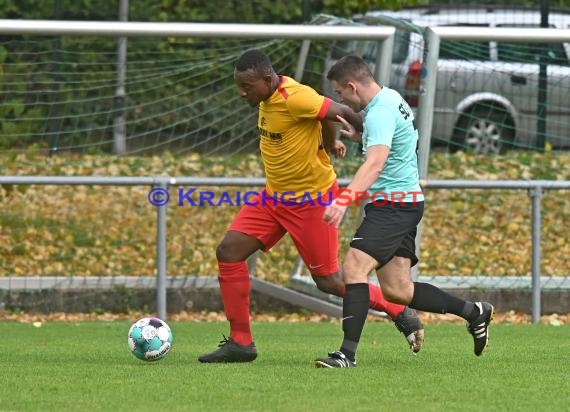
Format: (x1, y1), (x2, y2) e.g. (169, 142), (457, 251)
(467, 302), (495, 356)
(315, 351), (356, 368)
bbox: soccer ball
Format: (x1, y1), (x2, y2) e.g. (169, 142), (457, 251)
(127, 317), (173, 361)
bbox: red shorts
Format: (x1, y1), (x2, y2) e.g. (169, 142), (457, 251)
(229, 182), (340, 276)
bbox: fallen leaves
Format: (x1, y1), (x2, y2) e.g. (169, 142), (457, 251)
(0, 310), (567, 325)
(1, 150), (570, 279)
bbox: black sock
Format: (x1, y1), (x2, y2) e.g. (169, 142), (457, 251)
(410, 282), (475, 320)
(339, 283), (369, 362)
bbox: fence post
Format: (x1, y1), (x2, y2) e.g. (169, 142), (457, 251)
(154, 179), (169, 321)
(529, 185), (543, 324)
(413, 28), (440, 281)
(248, 251), (259, 276)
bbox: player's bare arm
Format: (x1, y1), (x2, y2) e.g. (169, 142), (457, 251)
(325, 100), (363, 133)
(323, 144), (389, 228)
(347, 144), (390, 195)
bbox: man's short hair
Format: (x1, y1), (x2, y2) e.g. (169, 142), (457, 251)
(327, 55), (374, 85)
(235, 49), (273, 76)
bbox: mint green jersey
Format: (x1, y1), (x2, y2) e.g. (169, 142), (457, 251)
(361, 87), (424, 204)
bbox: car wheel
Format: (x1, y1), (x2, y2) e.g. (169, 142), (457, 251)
(451, 109), (514, 154)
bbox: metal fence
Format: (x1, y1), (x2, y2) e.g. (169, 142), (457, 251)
(1, 175), (569, 323)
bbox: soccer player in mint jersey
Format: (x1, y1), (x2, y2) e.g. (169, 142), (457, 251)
(198, 49), (425, 363)
(315, 55), (494, 368)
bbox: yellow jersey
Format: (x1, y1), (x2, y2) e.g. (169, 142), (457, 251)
(258, 76), (336, 200)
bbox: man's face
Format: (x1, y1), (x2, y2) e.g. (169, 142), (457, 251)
(234, 69), (272, 107)
(330, 79), (360, 112)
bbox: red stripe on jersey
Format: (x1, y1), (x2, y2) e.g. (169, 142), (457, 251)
(277, 76), (289, 99)
(316, 97), (332, 120)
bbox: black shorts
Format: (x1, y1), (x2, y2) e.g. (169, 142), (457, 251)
(350, 201), (424, 268)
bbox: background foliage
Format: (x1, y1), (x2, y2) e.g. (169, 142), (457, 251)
(2, 150), (569, 278)
(1, 0), (569, 151)
(3, 0), (570, 21)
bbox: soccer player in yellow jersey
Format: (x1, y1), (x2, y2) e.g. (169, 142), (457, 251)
(198, 49), (424, 363)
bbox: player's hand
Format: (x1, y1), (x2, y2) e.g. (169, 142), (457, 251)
(336, 115), (360, 142)
(322, 199), (348, 228)
(328, 140), (346, 158)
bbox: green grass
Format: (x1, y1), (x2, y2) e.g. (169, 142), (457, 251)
(1, 321), (568, 412)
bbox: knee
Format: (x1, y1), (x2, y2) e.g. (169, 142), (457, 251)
(339, 247), (380, 285)
(216, 239), (235, 262)
(313, 273), (345, 296)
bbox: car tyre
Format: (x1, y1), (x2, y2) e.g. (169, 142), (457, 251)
(451, 108), (515, 154)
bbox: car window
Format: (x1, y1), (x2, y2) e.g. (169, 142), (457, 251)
(439, 24), (491, 61)
(496, 24), (569, 66)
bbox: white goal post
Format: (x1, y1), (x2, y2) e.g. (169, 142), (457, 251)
(0, 19), (395, 157)
(0, 19), (395, 86)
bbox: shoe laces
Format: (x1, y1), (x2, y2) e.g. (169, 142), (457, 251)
(218, 334), (231, 347)
(328, 351), (355, 366)
(329, 351), (345, 359)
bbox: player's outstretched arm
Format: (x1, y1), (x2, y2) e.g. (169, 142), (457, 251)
(326, 100), (363, 132)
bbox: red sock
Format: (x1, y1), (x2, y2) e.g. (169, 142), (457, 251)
(368, 283), (406, 319)
(218, 261), (252, 346)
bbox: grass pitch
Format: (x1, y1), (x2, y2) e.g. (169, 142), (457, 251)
(1, 320), (568, 412)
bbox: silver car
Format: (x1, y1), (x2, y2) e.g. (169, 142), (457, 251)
(321, 7), (570, 153)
